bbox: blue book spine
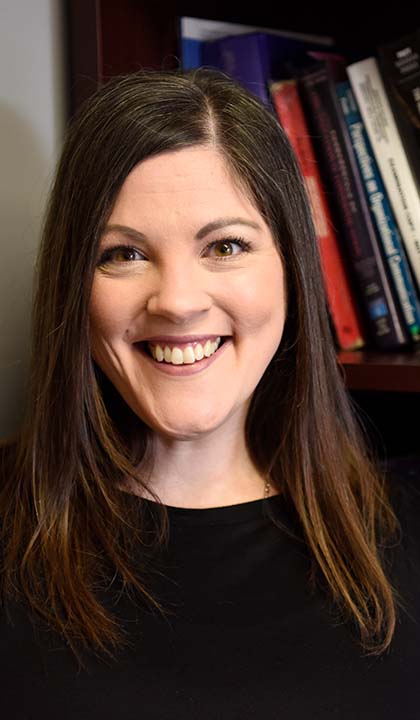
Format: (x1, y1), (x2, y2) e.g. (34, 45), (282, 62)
(337, 80), (420, 341)
(201, 32), (331, 105)
(180, 38), (203, 69)
(202, 33), (271, 103)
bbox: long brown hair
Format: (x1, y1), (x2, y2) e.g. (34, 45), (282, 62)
(0, 67), (405, 668)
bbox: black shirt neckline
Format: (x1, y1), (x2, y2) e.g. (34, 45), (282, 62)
(119, 490), (284, 526)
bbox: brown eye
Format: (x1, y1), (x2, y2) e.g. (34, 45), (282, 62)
(111, 247), (139, 262)
(97, 245), (144, 267)
(204, 237), (251, 262)
(214, 242), (234, 257)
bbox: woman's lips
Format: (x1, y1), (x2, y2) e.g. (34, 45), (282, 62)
(134, 337), (233, 376)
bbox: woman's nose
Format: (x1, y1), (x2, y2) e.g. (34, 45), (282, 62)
(145, 263), (212, 322)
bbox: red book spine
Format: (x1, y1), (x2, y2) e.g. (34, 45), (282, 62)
(270, 78), (365, 350)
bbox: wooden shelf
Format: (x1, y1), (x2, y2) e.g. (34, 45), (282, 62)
(338, 350), (420, 392)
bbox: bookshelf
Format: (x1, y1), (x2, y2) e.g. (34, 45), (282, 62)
(65, 0), (420, 456)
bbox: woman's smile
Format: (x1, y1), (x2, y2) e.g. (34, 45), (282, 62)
(134, 335), (233, 376)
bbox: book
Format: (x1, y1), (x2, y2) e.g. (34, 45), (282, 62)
(270, 78), (365, 350)
(202, 31), (331, 104)
(299, 55), (410, 350)
(377, 28), (420, 198)
(346, 56), (420, 295)
(337, 80), (420, 342)
(178, 16), (333, 71)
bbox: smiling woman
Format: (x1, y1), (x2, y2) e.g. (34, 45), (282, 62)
(0, 67), (420, 719)
(88, 146), (286, 466)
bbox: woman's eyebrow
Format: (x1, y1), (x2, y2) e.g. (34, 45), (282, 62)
(102, 224), (147, 242)
(195, 217), (261, 238)
(103, 217), (261, 243)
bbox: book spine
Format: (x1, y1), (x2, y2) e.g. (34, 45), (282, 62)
(299, 61), (409, 349)
(377, 29), (420, 197)
(201, 32), (335, 105)
(202, 33), (270, 104)
(347, 57), (420, 293)
(270, 78), (365, 350)
(337, 80), (420, 342)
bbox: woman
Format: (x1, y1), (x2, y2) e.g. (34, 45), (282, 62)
(0, 67), (419, 719)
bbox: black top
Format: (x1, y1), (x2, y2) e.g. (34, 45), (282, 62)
(1, 460), (420, 719)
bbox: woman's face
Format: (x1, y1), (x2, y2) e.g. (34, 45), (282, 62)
(89, 146), (286, 440)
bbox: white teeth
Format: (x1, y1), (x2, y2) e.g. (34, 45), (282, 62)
(194, 343), (204, 361)
(148, 337), (222, 365)
(183, 346), (196, 364)
(204, 339), (213, 357)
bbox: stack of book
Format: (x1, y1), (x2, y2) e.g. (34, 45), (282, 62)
(179, 17), (420, 353)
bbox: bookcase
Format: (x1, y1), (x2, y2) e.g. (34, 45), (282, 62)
(65, 0), (420, 458)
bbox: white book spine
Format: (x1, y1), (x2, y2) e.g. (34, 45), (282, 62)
(347, 56), (420, 290)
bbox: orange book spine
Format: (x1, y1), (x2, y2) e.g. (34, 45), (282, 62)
(270, 78), (365, 350)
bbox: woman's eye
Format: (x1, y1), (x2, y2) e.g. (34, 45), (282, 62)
(97, 245), (144, 266)
(204, 237), (251, 261)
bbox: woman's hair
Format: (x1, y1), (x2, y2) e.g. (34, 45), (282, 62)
(0, 67), (405, 668)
